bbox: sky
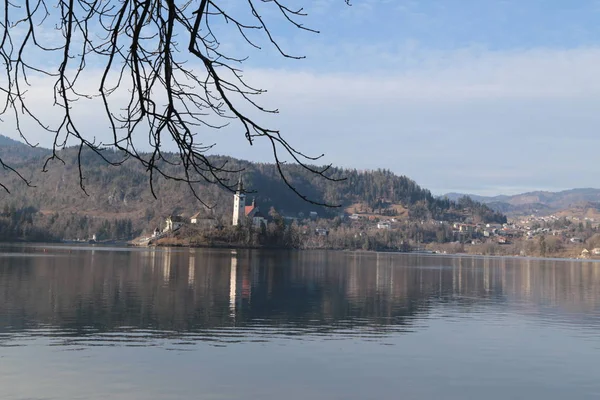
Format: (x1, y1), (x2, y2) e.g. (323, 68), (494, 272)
(3, 0), (600, 196)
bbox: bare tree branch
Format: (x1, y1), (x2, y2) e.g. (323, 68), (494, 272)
(0, 0), (349, 206)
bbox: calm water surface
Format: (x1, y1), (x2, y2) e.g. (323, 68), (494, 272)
(1, 245), (600, 399)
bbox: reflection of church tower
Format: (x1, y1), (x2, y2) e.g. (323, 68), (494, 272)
(162, 248), (171, 283)
(188, 250), (195, 287)
(229, 253), (238, 318)
(232, 177), (246, 226)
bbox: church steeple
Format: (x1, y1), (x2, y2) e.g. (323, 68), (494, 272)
(232, 176), (246, 226)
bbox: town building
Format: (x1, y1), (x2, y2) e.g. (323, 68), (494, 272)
(377, 221), (391, 230)
(453, 223), (476, 233)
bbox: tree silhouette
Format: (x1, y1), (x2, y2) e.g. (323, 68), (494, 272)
(0, 0), (349, 204)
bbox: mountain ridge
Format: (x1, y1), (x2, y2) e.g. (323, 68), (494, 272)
(0, 134), (27, 147)
(443, 188), (600, 216)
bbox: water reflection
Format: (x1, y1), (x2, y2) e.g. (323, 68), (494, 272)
(0, 246), (599, 347)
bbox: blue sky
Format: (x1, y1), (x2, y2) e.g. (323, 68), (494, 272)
(201, 0), (600, 195)
(4, 0), (600, 196)
(247, 0), (600, 69)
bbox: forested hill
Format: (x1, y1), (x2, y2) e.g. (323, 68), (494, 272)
(0, 136), (505, 239)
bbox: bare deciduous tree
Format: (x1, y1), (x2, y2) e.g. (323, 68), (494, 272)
(0, 0), (349, 205)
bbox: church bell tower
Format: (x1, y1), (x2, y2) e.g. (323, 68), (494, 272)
(232, 177), (246, 226)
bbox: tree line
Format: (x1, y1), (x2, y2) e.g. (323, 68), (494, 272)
(0, 146), (507, 242)
(0, 204), (137, 242)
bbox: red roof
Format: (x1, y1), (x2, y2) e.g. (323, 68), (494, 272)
(245, 205), (255, 216)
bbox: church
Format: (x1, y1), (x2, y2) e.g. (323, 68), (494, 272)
(232, 178), (268, 228)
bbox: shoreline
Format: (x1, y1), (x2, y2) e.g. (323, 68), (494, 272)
(2, 240), (598, 262)
(140, 241), (600, 262)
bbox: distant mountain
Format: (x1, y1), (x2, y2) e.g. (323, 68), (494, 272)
(443, 188), (600, 217)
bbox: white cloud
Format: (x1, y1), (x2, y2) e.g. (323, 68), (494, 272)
(2, 45), (600, 195)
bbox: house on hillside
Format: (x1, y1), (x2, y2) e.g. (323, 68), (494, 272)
(486, 223), (504, 230)
(453, 223), (476, 233)
(164, 215), (186, 232)
(592, 248), (600, 255)
(377, 221), (391, 230)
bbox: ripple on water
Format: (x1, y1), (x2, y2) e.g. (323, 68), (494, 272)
(1, 247), (600, 400)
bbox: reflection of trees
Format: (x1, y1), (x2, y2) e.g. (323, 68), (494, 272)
(1, 248), (600, 341)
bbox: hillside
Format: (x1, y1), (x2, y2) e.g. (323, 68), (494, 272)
(0, 135), (24, 147)
(0, 135), (505, 240)
(444, 189), (600, 217)
(0, 134), (48, 164)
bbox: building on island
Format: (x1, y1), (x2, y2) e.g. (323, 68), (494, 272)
(232, 177), (246, 226)
(245, 199), (268, 228)
(165, 215), (186, 232)
(190, 209), (217, 228)
(581, 249), (591, 259)
(231, 177), (268, 228)
(315, 228), (329, 236)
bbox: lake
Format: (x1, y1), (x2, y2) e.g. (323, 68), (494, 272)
(1, 245), (600, 399)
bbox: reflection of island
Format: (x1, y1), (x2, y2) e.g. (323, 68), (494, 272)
(0, 247), (600, 341)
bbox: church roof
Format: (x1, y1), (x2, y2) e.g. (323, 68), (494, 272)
(246, 206), (267, 219)
(244, 198), (257, 216)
